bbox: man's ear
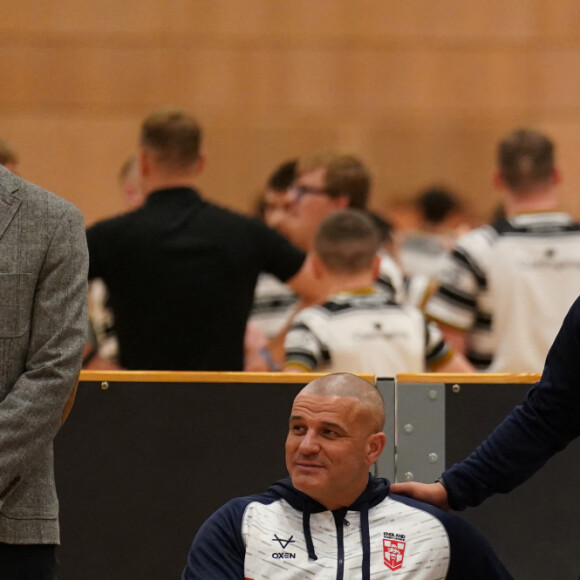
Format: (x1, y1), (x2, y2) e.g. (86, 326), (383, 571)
(366, 432), (386, 466)
(334, 195), (350, 210)
(371, 254), (381, 281)
(492, 171), (506, 191)
(193, 152), (206, 176)
(138, 148), (151, 177)
(311, 253), (325, 279)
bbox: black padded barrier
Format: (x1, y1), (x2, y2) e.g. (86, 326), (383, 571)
(445, 382), (580, 579)
(54, 378), (307, 580)
(56, 375), (573, 579)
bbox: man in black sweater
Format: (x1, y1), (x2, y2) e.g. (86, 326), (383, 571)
(87, 107), (319, 371)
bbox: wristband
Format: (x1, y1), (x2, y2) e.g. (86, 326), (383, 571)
(435, 475), (448, 492)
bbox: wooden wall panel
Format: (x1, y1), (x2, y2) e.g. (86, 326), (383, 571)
(2, 0), (580, 225)
(197, 123), (340, 214)
(0, 114), (141, 221)
(0, 44), (569, 114)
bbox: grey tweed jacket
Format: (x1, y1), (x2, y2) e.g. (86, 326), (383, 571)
(0, 166), (88, 544)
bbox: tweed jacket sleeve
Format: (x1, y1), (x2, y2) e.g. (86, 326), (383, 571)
(0, 169), (88, 506)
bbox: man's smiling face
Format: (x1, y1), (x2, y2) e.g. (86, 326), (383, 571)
(285, 392), (381, 510)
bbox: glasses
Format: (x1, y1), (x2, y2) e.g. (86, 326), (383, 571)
(287, 183), (333, 202)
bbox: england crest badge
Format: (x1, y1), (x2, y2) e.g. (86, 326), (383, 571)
(383, 538), (406, 571)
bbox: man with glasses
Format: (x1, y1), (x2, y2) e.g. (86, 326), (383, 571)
(281, 152), (370, 252)
(246, 152), (404, 370)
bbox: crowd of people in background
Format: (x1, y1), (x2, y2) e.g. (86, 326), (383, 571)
(5, 111), (580, 580)
(2, 111), (579, 378)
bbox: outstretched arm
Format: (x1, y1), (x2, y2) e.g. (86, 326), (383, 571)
(394, 295), (580, 510)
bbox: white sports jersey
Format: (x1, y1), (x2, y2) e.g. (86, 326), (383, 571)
(377, 250), (406, 304)
(88, 278), (119, 361)
(249, 253), (406, 339)
(284, 288), (449, 375)
(398, 232), (453, 278)
(249, 273), (299, 338)
(425, 212), (580, 372)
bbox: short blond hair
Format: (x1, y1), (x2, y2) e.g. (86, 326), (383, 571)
(140, 107), (202, 171)
(498, 128), (555, 192)
(315, 210), (380, 274)
(301, 373), (385, 432)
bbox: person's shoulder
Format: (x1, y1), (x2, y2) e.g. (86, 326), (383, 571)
(290, 305), (326, 330)
(204, 199), (264, 227)
(389, 494), (513, 579)
(2, 173), (85, 233)
(389, 494), (489, 555)
(87, 206), (141, 235)
(6, 172), (80, 216)
(389, 493), (474, 532)
(223, 490), (279, 510)
(204, 200), (291, 243)
(296, 296), (349, 320)
(201, 490), (280, 532)
(453, 223), (498, 253)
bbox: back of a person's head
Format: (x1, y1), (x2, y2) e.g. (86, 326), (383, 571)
(498, 128), (555, 192)
(315, 209), (380, 274)
(140, 107), (202, 171)
(416, 187), (462, 226)
(298, 152), (370, 209)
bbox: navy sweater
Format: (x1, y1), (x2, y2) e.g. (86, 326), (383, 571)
(444, 294), (580, 510)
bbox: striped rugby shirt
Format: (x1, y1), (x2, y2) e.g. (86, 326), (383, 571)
(284, 288), (451, 375)
(425, 212), (580, 372)
(250, 252), (405, 340)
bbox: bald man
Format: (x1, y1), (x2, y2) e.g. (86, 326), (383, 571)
(182, 373), (512, 579)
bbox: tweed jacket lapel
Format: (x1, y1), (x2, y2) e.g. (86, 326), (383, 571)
(0, 169), (21, 242)
(0, 166), (21, 238)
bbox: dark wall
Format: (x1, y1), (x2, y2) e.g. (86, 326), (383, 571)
(54, 380), (305, 580)
(55, 378), (580, 579)
(445, 383), (580, 579)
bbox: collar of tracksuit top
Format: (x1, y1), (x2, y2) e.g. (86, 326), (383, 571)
(269, 476), (390, 580)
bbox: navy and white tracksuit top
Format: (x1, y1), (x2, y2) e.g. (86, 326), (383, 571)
(182, 476), (512, 579)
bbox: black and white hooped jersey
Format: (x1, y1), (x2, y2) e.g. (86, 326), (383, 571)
(284, 289), (450, 375)
(249, 273), (300, 339)
(425, 212), (580, 372)
(249, 253), (406, 340)
(182, 477), (513, 580)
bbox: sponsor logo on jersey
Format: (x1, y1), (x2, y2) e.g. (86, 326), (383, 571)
(353, 323), (409, 342)
(271, 534), (296, 559)
(272, 534), (295, 549)
(383, 532), (406, 571)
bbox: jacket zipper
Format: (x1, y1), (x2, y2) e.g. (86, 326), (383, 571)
(334, 510), (345, 580)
